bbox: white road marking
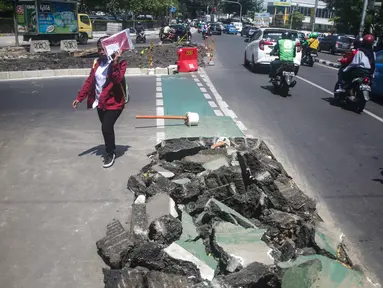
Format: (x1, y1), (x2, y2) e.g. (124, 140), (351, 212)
(235, 120), (247, 131)
(214, 110), (224, 116)
(156, 81), (162, 87)
(196, 82), (203, 87)
(208, 101), (218, 108)
(203, 93), (212, 100)
(296, 75), (383, 124)
(316, 63), (339, 71)
(156, 86), (162, 92)
(156, 106), (164, 116)
(156, 99), (163, 106)
(156, 92), (162, 98)
(200, 87), (207, 93)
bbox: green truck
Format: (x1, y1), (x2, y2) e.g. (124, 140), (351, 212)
(16, 0), (93, 45)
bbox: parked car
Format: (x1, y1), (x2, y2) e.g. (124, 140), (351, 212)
(208, 23), (222, 35)
(231, 22), (243, 33)
(372, 50), (383, 98)
(318, 35), (352, 54)
(243, 28), (302, 72)
(241, 25), (258, 37)
(224, 24), (238, 34)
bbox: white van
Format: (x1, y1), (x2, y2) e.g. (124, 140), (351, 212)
(231, 22), (243, 32)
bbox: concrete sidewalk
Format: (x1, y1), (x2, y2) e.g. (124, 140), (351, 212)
(0, 76), (158, 288)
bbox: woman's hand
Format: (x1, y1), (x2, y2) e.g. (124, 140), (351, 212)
(72, 99), (80, 108)
(113, 49), (122, 64)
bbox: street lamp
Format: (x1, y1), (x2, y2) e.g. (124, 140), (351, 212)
(289, 4), (299, 30)
(221, 0), (242, 22)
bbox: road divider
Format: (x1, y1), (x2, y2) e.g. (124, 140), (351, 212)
(315, 58), (341, 68)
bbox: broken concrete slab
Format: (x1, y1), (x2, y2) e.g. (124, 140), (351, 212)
(212, 261), (280, 288)
(202, 157), (229, 171)
(127, 174), (147, 197)
(96, 220), (136, 269)
(164, 242), (216, 281)
(149, 215), (183, 245)
(103, 266), (149, 288)
(172, 178), (191, 185)
(146, 174), (179, 198)
(147, 193), (179, 225)
(146, 270), (198, 288)
(203, 198), (258, 229)
(171, 177), (204, 204)
(314, 221), (344, 260)
(175, 209), (218, 272)
(130, 242), (202, 281)
(152, 164), (175, 179)
(157, 138), (206, 162)
(213, 222), (273, 273)
(130, 203), (148, 241)
(279, 255), (373, 288)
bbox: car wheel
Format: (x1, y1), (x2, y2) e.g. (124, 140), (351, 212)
(244, 52), (248, 67)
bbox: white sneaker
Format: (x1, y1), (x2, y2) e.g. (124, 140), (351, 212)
(103, 153), (116, 168)
(336, 88), (345, 93)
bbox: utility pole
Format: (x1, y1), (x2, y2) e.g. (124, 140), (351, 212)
(311, 0), (319, 32)
(359, 0), (369, 37)
(13, 0), (20, 46)
(222, 0), (242, 22)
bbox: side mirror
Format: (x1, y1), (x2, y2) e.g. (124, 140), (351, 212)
(244, 38), (250, 43)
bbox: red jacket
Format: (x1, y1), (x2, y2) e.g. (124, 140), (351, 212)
(76, 58), (127, 110)
(339, 49), (358, 66)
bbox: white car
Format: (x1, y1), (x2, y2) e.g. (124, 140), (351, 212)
(244, 28), (302, 72)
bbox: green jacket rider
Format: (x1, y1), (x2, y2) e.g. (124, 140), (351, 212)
(269, 31), (296, 78)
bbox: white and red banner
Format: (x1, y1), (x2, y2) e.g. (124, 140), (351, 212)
(101, 29), (134, 59)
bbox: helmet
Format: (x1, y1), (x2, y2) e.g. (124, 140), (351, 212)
(311, 32), (318, 38)
(136, 22), (142, 25)
(363, 34), (374, 45)
(308, 33), (312, 38)
(282, 31), (290, 39)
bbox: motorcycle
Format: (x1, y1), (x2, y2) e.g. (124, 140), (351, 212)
(159, 28), (178, 43)
(270, 61), (297, 97)
(301, 50), (317, 67)
(136, 30), (146, 43)
(333, 77), (371, 113)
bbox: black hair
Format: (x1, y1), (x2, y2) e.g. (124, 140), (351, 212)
(97, 36), (108, 46)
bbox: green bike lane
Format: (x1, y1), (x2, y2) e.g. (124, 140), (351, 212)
(160, 74), (244, 138)
(156, 71), (377, 287)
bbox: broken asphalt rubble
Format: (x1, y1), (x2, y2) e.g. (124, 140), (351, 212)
(97, 137), (373, 288)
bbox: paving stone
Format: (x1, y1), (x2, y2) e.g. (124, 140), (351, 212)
(213, 222), (274, 273)
(279, 255), (373, 288)
(96, 220), (136, 269)
(147, 193), (179, 225)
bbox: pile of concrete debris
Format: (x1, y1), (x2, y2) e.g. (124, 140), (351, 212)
(96, 137), (371, 288)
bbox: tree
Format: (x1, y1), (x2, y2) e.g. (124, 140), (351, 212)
(323, 0), (364, 35)
(290, 10), (304, 30)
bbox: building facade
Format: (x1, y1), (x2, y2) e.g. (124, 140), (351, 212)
(265, 0), (334, 31)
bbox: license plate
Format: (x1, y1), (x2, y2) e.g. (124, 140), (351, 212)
(283, 71), (294, 76)
(360, 84), (371, 91)
(310, 53), (317, 57)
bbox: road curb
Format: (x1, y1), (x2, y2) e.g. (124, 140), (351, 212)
(315, 58), (341, 68)
(0, 66), (173, 81)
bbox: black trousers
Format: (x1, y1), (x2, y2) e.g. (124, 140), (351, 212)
(97, 109), (122, 155)
(338, 67), (371, 84)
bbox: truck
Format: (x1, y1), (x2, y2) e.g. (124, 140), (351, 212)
(15, 0), (93, 45)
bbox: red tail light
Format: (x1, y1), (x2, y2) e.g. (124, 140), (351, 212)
(259, 40), (274, 50)
(296, 42), (301, 53)
(335, 41), (339, 47)
(363, 77), (370, 84)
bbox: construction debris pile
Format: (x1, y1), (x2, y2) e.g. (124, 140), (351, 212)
(97, 137), (369, 288)
(0, 43), (206, 71)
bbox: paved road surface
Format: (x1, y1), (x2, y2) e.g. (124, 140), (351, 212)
(200, 33), (383, 283)
(0, 77), (158, 288)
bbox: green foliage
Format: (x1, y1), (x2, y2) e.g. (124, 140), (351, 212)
(290, 10), (304, 29)
(0, 0), (12, 12)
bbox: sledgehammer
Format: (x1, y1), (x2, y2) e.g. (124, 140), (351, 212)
(136, 112), (199, 126)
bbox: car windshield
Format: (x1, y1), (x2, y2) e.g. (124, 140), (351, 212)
(263, 30), (298, 42)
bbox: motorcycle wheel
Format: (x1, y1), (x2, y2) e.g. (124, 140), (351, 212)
(354, 91), (367, 113)
(280, 82), (289, 97)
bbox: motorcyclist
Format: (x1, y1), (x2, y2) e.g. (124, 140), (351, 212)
(338, 38), (362, 67)
(135, 22), (144, 34)
(202, 23), (208, 39)
(302, 32), (319, 58)
(163, 24), (172, 39)
(336, 34), (376, 93)
(269, 31), (297, 80)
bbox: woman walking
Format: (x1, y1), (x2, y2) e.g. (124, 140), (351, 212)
(72, 37), (127, 168)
